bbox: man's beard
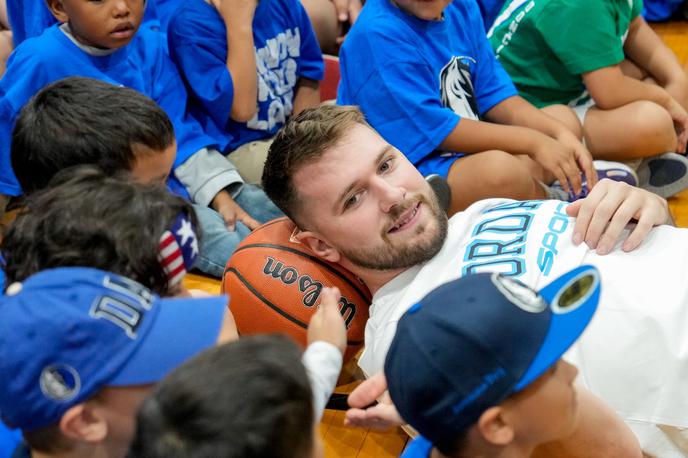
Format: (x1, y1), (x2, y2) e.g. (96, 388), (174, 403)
(339, 192), (449, 271)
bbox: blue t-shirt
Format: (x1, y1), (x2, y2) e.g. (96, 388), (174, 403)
(0, 24), (217, 197)
(6, 0), (161, 46)
(476, 0), (505, 29)
(643, 0), (683, 21)
(400, 436), (433, 458)
(0, 423), (21, 458)
(168, 0), (324, 153)
(337, 0), (517, 165)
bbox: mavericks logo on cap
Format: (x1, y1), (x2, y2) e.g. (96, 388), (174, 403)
(491, 274), (547, 313)
(39, 364), (81, 402)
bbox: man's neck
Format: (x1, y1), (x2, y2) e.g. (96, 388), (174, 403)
(32, 444), (109, 458)
(351, 267), (408, 296)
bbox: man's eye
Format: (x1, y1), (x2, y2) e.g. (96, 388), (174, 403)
(344, 193), (361, 210)
(379, 158), (393, 173)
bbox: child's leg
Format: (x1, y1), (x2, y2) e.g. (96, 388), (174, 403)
(233, 183), (283, 223)
(582, 101), (677, 160)
(445, 150), (547, 214)
(193, 204), (248, 278)
(541, 104), (584, 140)
(300, 0), (340, 54)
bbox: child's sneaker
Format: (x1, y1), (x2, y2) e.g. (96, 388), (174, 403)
(550, 160), (638, 202)
(637, 152), (688, 198)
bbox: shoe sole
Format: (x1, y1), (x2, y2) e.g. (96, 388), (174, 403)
(637, 153), (688, 198)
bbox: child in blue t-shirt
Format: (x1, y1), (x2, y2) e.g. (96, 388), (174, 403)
(338, 0), (619, 214)
(0, 0), (282, 277)
(167, 0), (324, 185)
(5, 0), (161, 46)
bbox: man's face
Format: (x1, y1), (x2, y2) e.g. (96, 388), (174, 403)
(503, 360), (580, 444)
(391, 0), (452, 21)
(293, 123), (447, 273)
(48, 0), (144, 49)
(130, 142), (176, 184)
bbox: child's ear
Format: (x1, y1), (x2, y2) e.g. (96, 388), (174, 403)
(45, 0), (69, 23)
(477, 406), (514, 446)
(293, 230), (341, 263)
(59, 403), (108, 443)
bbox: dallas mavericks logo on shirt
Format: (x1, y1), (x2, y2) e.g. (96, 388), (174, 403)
(248, 28), (302, 132)
(440, 56), (480, 120)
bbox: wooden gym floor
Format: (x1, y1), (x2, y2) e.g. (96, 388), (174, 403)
(183, 20), (688, 458)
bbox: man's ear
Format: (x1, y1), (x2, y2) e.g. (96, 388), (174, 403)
(59, 403), (108, 443)
(45, 0), (69, 23)
(476, 406), (514, 446)
(293, 230), (341, 263)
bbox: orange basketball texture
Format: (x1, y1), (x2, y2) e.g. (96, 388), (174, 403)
(222, 217), (371, 362)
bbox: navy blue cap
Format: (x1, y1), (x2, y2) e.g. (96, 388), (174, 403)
(384, 266), (600, 446)
(0, 267), (228, 432)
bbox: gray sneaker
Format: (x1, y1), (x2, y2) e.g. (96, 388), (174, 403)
(637, 152), (688, 198)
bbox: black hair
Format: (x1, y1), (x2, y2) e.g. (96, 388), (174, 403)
(129, 335), (315, 458)
(1, 166), (195, 296)
(11, 76), (175, 194)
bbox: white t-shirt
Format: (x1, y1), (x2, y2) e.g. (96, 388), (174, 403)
(360, 198), (688, 428)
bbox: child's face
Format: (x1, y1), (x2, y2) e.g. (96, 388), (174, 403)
(130, 142), (176, 185)
(391, 0), (452, 21)
(503, 360), (580, 445)
(47, 0), (145, 49)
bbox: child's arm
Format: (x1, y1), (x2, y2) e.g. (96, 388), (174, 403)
(486, 96), (596, 191)
(211, 0), (258, 122)
(305, 287), (346, 420)
(439, 99), (587, 196)
(293, 77), (321, 115)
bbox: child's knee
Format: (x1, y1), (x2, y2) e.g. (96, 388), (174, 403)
(629, 100), (677, 152)
(300, 0), (338, 53)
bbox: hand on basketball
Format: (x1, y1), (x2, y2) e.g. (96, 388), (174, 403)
(211, 190), (260, 232)
(345, 373), (405, 429)
(308, 287), (347, 355)
(567, 179), (671, 255)
(531, 135), (584, 197)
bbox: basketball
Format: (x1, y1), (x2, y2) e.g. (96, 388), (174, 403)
(222, 217), (371, 362)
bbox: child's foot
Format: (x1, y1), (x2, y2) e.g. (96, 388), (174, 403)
(637, 152), (688, 198)
(549, 160), (638, 202)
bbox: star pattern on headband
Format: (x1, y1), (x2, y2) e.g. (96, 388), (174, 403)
(176, 218), (199, 257)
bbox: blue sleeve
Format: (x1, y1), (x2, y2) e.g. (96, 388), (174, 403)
(338, 40), (459, 164)
(400, 436), (434, 458)
(6, 0), (57, 45)
(296, 3), (324, 81)
(167, 12), (235, 130)
(469, 2), (517, 115)
(148, 33), (216, 167)
(0, 48), (50, 195)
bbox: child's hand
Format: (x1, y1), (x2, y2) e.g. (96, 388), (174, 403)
(211, 190), (260, 231)
(332, 0), (363, 44)
(210, 0), (258, 25)
(556, 131), (597, 191)
(666, 98), (688, 154)
(307, 287), (347, 355)
(531, 136), (584, 196)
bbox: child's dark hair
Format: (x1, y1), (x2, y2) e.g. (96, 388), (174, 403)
(11, 76), (175, 194)
(1, 166), (195, 295)
(129, 335), (315, 458)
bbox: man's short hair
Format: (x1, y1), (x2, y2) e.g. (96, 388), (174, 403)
(11, 76), (175, 194)
(262, 105), (368, 227)
(1, 166), (195, 295)
(129, 335), (314, 458)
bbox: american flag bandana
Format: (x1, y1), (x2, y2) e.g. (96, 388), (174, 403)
(158, 213), (199, 286)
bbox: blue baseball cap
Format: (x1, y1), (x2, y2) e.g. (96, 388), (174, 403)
(0, 267), (228, 432)
(384, 266), (600, 447)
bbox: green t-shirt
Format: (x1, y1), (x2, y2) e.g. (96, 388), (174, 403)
(488, 0), (643, 108)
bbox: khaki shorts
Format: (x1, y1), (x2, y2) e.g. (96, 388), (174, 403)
(228, 137), (274, 185)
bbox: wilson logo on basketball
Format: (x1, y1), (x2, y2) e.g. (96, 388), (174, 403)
(263, 256), (357, 327)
